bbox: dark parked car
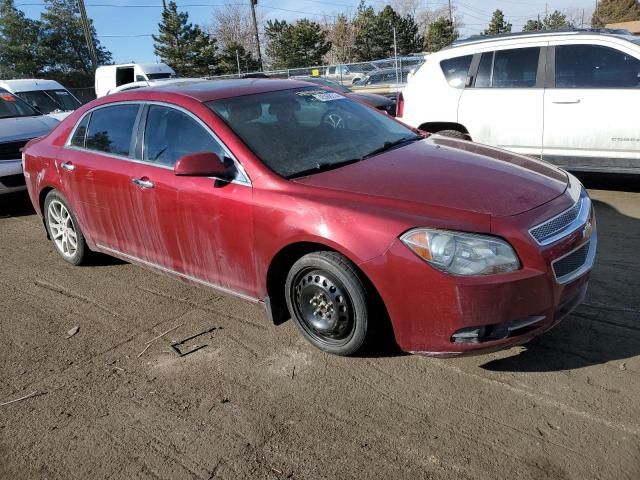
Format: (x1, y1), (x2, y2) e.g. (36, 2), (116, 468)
(293, 76), (396, 116)
(23, 80), (596, 356)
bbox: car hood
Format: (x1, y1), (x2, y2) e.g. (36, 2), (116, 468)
(0, 115), (59, 142)
(348, 92), (395, 107)
(294, 137), (568, 217)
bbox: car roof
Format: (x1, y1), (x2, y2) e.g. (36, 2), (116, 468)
(0, 79), (65, 92)
(112, 78), (314, 102)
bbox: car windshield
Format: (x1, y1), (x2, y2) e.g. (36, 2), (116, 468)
(207, 87), (419, 179)
(301, 78), (350, 93)
(16, 89), (81, 114)
(0, 90), (40, 118)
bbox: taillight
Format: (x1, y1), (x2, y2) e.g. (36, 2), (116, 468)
(396, 92), (404, 118)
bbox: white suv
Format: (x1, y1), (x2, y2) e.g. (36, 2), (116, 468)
(398, 30), (640, 174)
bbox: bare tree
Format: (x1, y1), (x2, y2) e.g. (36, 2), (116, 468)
(207, 4), (264, 58)
(564, 6), (594, 28)
(322, 13), (356, 64)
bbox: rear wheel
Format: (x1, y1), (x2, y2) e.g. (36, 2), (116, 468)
(285, 251), (371, 356)
(44, 190), (88, 265)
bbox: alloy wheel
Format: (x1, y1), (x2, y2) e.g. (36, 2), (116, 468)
(47, 199), (78, 259)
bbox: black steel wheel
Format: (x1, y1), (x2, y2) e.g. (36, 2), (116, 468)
(285, 251), (371, 355)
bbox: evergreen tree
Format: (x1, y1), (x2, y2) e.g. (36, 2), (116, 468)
(153, 1), (218, 76)
(0, 0), (44, 78)
(217, 41), (260, 75)
(425, 17), (458, 52)
(592, 0), (640, 27)
(522, 18), (544, 31)
(352, 3), (423, 61)
(484, 9), (512, 35)
(40, 0), (111, 84)
(264, 19), (331, 69)
(543, 10), (574, 29)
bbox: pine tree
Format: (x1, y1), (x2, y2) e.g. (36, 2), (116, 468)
(592, 0), (640, 27)
(484, 9), (512, 35)
(425, 17), (458, 52)
(152, 1), (218, 76)
(543, 10), (574, 29)
(40, 0), (111, 84)
(522, 18), (544, 31)
(0, 0), (44, 78)
(217, 41), (260, 75)
(264, 19), (331, 69)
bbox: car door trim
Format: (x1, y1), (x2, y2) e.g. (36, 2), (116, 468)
(64, 100), (252, 186)
(96, 243), (260, 303)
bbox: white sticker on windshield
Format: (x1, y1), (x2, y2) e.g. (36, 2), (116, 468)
(312, 92), (344, 102)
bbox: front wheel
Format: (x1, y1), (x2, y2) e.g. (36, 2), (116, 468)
(285, 251), (372, 356)
(44, 190), (88, 265)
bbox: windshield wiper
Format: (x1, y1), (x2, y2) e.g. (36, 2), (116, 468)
(288, 158), (362, 179)
(361, 135), (422, 160)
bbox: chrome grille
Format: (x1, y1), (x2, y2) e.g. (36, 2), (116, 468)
(552, 241), (590, 282)
(531, 200), (581, 243)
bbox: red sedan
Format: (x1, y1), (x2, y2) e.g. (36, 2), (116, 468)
(22, 80), (597, 356)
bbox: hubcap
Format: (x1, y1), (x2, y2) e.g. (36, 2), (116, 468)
(47, 200), (78, 258)
(293, 270), (353, 342)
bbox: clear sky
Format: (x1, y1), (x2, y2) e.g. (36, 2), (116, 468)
(17, 0), (599, 64)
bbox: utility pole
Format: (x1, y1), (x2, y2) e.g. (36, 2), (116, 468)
(236, 49), (241, 77)
(77, 0), (98, 70)
(448, 0), (453, 25)
(162, 0), (166, 10)
(249, 0), (263, 71)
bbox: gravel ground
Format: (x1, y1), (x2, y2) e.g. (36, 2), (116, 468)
(1, 175), (639, 480)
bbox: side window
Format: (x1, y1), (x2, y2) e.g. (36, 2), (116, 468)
(492, 47), (540, 88)
(143, 105), (225, 167)
(70, 114), (90, 147)
(440, 55), (473, 88)
(85, 104), (139, 156)
(556, 44), (640, 88)
(475, 52), (493, 88)
(327, 67), (336, 75)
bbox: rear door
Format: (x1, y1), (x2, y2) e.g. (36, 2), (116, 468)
(543, 41), (640, 173)
(59, 103), (146, 254)
(129, 103), (256, 296)
(458, 43), (547, 157)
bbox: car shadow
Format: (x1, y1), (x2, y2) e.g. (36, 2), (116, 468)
(0, 192), (35, 218)
(482, 190), (640, 372)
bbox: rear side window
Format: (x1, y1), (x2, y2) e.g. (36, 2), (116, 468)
(555, 45), (640, 88)
(473, 48), (540, 88)
(493, 48), (539, 88)
(85, 104), (139, 156)
(440, 55), (472, 88)
(143, 105), (225, 167)
(70, 114), (90, 147)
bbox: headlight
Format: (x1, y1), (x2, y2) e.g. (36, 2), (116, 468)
(400, 228), (520, 276)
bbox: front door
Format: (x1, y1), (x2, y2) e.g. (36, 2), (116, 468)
(131, 104), (256, 297)
(543, 42), (640, 173)
(458, 44), (546, 158)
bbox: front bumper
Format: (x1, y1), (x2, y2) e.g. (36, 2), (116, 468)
(0, 160), (26, 194)
(359, 191), (596, 356)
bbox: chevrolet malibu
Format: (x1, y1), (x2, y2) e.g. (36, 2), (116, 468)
(23, 80), (597, 356)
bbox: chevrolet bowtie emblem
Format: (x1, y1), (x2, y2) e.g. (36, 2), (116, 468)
(582, 221), (593, 241)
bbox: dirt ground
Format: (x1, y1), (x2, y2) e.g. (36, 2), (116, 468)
(1, 174), (639, 480)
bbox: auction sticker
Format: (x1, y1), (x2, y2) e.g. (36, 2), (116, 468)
(297, 90), (345, 102)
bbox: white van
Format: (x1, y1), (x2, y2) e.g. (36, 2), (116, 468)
(95, 63), (176, 98)
(0, 79), (81, 120)
(399, 29), (640, 174)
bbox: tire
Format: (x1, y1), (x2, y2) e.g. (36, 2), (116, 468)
(44, 190), (88, 266)
(435, 129), (469, 140)
(285, 251), (372, 356)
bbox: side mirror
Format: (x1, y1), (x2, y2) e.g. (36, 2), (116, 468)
(174, 151), (232, 179)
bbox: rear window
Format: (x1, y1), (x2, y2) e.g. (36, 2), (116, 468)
(440, 55), (472, 88)
(85, 104), (139, 157)
(473, 48), (540, 88)
(0, 90), (40, 118)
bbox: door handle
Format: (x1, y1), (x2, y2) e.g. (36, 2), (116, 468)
(552, 99), (581, 104)
(61, 161), (75, 171)
(131, 177), (155, 189)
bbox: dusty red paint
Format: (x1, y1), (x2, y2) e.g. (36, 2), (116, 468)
(23, 80), (595, 355)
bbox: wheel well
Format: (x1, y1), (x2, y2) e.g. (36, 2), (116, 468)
(39, 187), (54, 239)
(418, 122), (470, 137)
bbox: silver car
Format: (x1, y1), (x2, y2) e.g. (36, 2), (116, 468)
(0, 88), (59, 194)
